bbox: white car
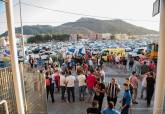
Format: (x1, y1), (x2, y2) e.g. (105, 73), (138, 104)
(128, 48), (146, 57)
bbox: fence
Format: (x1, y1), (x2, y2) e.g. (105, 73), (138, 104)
(22, 64), (47, 114)
(0, 67), (18, 114)
(0, 64), (47, 114)
(0, 100), (9, 114)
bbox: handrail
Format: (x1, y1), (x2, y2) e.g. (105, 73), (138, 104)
(0, 100), (9, 114)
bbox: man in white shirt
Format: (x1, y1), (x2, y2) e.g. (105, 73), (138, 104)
(66, 70), (76, 103)
(60, 72), (66, 101)
(51, 72), (55, 84)
(100, 68), (105, 83)
(115, 55), (120, 64)
(88, 58), (93, 69)
(77, 71), (86, 101)
(115, 55), (120, 68)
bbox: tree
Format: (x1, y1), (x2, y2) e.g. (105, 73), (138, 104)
(27, 34), (70, 43)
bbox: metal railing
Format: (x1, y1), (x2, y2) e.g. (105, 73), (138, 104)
(0, 100), (9, 114)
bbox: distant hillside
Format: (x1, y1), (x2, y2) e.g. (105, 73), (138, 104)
(1, 17), (158, 36)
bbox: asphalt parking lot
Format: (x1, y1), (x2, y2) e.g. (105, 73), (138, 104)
(47, 65), (157, 114)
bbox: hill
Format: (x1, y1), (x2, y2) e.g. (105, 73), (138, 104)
(1, 17), (158, 36)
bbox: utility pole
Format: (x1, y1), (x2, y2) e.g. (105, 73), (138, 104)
(5, 0), (25, 114)
(19, 0), (25, 61)
(153, 0), (165, 114)
(18, 0), (27, 111)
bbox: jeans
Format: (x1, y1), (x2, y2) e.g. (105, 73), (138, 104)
(61, 86), (66, 100)
(147, 87), (154, 106)
(46, 85), (55, 103)
(141, 86), (146, 98)
(129, 65), (133, 71)
(67, 87), (75, 102)
(94, 95), (104, 111)
(107, 97), (117, 106)
(46, 86), (50, 100)
(79, 86), (86, 100)
(121, 106), (129, 114)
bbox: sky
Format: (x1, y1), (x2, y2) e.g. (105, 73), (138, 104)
(0, 0), (160, 34)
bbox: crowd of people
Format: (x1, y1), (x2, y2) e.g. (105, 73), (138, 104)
(28, 52), (157, 114)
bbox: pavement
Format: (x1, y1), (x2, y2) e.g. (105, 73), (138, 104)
(47, 64), (164, 114)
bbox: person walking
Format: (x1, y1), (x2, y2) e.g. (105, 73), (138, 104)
(141, 61), (149, 75)
(93, 79), (105, 111)
(115, 55), (120, 68)
(54, 70), (60, 92)
(45, 73), (51, 100)
(49, 78), (55, 103)
(60, 71), (66, 102)
(88, 58), (94, 71)
(61, 63), (67, 74)
(106, 78), (120, 106)
(122, 57), (127, 72)
(45, 72), (55, 103)
(129, 71), (138, 104)
(77, 69), (86, 101)
(129, 57), (134, 72)
(66, 70), (76, 103)
(146, 72), (155, 107)
(140, 72), (148, 99)
(102, 102), (120, 114)
(125, 78), (133, 98)
(100, 68), (105, 83)
(86, 69), (97, 102)
(83, 62), (89, 76)
(133, 58), (141, 76)
(121, 83), (131, 114)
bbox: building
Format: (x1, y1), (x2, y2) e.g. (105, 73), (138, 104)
(114, 33), (129, 40)
(69, 33), (102, 41)
(101, 33), (112, 39)
(16, 33), (33, 44)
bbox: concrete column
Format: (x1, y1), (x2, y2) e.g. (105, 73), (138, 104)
(153, 0), (165, 114)
(5, 0), (25, 114)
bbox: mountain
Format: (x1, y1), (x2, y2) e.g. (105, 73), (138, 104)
(1, 17), (158, 36)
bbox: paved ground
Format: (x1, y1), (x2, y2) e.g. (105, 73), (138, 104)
(47, 64), (161, 114)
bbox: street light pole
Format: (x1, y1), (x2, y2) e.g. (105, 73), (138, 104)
(153, 0), (165, 114)
(5, 0), (25, 114)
